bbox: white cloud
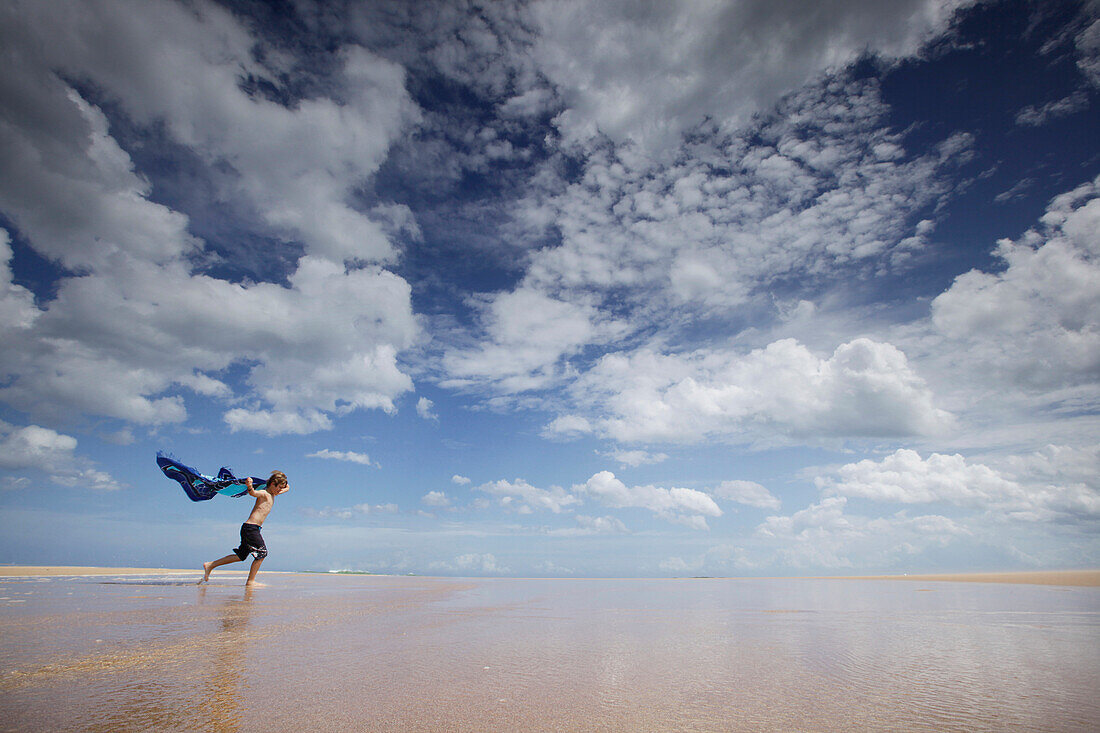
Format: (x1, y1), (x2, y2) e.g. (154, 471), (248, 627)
(442, 287), (626, 393)
(575, 470), (720, 529)
(713, 480), (781, 510)
(816, 447), (1100, 524)
(1015, 91), (1089, 127)
(0, 421), (120, 491)
(1075, 14), (1100, 87)
(534, 560), (575, 575)
(999, 444), (1100, 522)
(550, 514), (628, 536)
(0, 1), (421, 434)
(816, 449), (1023, 506)
(574, 514), (627, 534)
(451, 474), (471, 485)
(416, 397), (437, 420)
(0, 423), (77, 471)
(604, 449), (668, 467)
(0, 231), (39, 338)
(0, 253), (417, 431)
(542, 415), (592, 439)
(4, 0), (416, 265)
(440, 553), (506, 574)
(931, 175), (1100, 392)
(300, 502), (397, 520)
(477, 478), (579, 514)
(1, 477), (32, 491)
(558, 338), (951, 445)
(421, 490), (451, 508)
(307, 449), (376, 467)
(658, 556), (697, 574)
(529, 0), (970, 152)
(757, 496), (971, 569)
(447, 74), (971, 406)
(519, 77), (958, 310)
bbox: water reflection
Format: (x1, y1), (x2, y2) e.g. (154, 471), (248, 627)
(199, 584), (254, 733)
(1, 576), (1096, 731)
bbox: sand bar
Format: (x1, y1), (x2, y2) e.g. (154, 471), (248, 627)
(839, 569), (1100, 586)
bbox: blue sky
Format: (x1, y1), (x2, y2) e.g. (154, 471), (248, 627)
(0, 0), (1098, 576)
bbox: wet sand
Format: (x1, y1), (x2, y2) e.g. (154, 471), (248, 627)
(1, 569), (1097, 731)
(0, 566), (211, 577)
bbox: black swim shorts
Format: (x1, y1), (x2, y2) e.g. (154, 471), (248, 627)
(233, 523), (268, 561)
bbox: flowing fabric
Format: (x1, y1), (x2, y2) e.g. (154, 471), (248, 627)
(156, 452), (266, 502)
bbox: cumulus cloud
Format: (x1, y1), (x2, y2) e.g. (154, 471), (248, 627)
(520, 75), (966, 304)
(550, 514), (629, 536)
(476, 478), (579, 514)
(817, 447), (1100, 524)
(529, 0), (970, 151)
(1015, 91), (1089, 126)
(551, 338), (951, 445)
(575, 470), (720, 529)
(713, 480), (781, 510)
(0, 254), (417, 431)
(0, 421), (120, 491)
(999, 444), (1100, 522)
(1075, 12), (1100, 87)
(757, 496), (971, 568)
(931, 175), (1100, 392)
(0, 1), (422, 433)
(573, 514), (627, 534)
(300, 502), (397, 520)
(0, 232), (38, 340)
(416, 397), (437, 420)
(442, 287), (627, 393)
(451, 474), (472, 485)
(542, 415), (592, 439)
(421, 490), (451, 507)
(817, 449), (1023, 506)
(436, 553), (506, 574)
(604, 449), (668, 467)
(1, 0), (416, 265)
(445, 74), (972, 409)
(0, 423), (77, 472)
(658, 556), (697, 574)
(307, 449), (376, 467)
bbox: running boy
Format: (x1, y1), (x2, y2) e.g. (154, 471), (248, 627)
(200, 471), (289, 585)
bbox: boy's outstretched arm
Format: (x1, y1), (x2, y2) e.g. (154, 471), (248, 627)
(245, 476), (259, 497)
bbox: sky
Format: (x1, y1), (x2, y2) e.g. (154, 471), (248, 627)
(0, 0), (1098, 577)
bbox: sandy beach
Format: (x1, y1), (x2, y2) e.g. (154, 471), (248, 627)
(1, 568), (1097, 731)
(3, 564), (1098, 585)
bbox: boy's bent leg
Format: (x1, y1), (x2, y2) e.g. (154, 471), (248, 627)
(245, 556), (264, 585)
(201, 554), (241, 583)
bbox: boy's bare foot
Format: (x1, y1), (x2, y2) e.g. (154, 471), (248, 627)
(200, 561), (213, 584)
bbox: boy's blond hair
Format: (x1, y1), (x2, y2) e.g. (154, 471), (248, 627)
(268, 470), (288, 488)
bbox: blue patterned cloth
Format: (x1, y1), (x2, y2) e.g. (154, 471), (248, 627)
(156, 452), (266, 502)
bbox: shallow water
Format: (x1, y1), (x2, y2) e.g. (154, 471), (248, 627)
(0, 574), (1096, 731)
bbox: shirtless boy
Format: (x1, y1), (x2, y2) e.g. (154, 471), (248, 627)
(200, 471), (289, 586)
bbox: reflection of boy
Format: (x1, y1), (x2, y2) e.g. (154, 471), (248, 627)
(200, 471), (289, 586)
